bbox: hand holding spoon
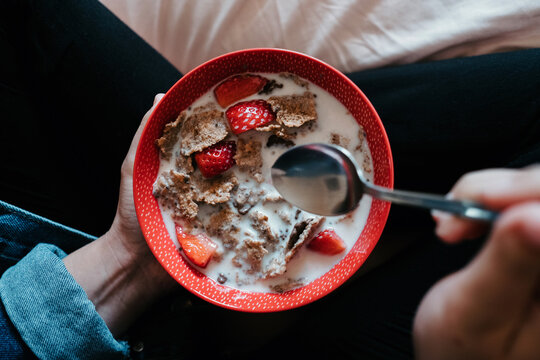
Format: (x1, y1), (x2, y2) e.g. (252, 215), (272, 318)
(271, 143), (497, 221)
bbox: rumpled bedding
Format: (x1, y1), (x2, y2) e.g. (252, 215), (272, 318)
(100, 0), (540, 73)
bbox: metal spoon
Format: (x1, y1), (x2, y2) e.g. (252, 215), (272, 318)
(271, 143), (497, 221)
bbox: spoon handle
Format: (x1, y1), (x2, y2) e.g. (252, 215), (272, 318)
(361, 181), (498, 222)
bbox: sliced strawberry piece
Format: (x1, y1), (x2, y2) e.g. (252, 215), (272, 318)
(225, 100), (275, 134)
(194, 141), (236, 178)
(308, 229), (346, 255)
(175, 224), (217, 268)
(214, 74), (268, 108)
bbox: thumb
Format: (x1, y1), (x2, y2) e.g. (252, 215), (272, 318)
(131, 93), (165, 152)
(454, 201), (540, 330)
(121, 93), (165, 175)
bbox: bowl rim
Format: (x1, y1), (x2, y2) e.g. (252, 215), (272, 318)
(134, 47), (394, 312)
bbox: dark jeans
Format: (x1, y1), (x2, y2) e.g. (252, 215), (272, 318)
(1, 0), (539, 359)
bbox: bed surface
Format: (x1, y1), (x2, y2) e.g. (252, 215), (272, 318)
(100, 0), (540, 74)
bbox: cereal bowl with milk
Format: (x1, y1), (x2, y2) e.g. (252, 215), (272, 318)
(133, 48), (393, 312)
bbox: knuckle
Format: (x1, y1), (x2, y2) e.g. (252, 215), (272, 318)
(497, 202), (540, 234)
(452, 171), (487, 200)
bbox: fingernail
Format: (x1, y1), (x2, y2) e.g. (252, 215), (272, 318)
(431, 210), (451, 222)
(153, 93), (165, 105)
(431, 210), (455, 240)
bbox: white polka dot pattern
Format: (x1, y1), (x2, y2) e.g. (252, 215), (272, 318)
(133, 48), (394, 313)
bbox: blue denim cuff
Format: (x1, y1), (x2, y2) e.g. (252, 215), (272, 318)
(0, 244), (130, 359)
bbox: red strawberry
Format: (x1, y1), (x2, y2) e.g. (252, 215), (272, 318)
(225, 100), (275, 134)
(175, 224), (217, 268)
(214, 74), (268, 108)
(308, 229), (346, 255)
(194, 141), (236, 178)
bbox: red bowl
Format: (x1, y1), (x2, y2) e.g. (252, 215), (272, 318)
(133, 48), (393, 312)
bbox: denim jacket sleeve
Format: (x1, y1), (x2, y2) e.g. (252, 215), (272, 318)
(0, 244), (130, 359)
(0, 299), (35, 359)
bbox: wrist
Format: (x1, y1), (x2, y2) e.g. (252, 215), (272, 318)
(103, 223), (175, 294)
(63, 226), (175, 336)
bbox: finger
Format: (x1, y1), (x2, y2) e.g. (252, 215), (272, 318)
(452, 202), (540, 330)
(122, 93), (165, 173)
(131, 93), (165, 150)
(434, 166), (540, 243)
(153, 93), (164, 105)
(415, 202), (540, 359)
(451, 166), (540, 209)
(432, 210), (488, 243)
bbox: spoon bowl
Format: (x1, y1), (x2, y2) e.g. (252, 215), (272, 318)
(271, 144), (363, 216)
(272, 143), (498, 222)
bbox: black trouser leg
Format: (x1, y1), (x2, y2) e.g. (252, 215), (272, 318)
(0, 0), (182, 236)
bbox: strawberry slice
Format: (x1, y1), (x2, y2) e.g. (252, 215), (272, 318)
(214, 74), (268, 108)
(175, 224), (217, 268)
(225, 100), (275, 134)
(308, 229), (346, 255)
(194, 141), (236, 178)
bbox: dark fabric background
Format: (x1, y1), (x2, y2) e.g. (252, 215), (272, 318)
(1, 0), (539, 358)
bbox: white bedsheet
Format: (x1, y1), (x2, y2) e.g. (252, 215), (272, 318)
(100, 0), (540, 74)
